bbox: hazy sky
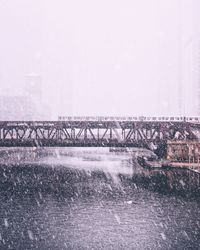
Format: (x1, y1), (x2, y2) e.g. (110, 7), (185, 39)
(0, 0), (200, 118)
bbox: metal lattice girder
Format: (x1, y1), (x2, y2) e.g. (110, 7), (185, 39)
(0, 121), (199, 150)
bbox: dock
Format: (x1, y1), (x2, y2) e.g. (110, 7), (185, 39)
(169, 162), (200, 174)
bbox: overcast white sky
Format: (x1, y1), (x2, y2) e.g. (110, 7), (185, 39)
(0, 0), (200, 119)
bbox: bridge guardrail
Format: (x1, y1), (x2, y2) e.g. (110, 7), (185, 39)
(57, 116), (200, 123)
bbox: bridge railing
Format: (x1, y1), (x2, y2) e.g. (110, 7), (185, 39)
(58, 116), (200, 123)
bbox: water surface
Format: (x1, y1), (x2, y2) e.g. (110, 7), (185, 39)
(0, 148), (199, 250)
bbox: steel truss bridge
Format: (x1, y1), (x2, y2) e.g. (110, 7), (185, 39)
(0, 117), (199, 157)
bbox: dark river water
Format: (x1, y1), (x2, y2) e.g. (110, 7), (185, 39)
(0, 148), (200, 250)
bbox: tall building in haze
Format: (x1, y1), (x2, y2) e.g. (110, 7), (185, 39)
(181, 1), (200, 116)
(25, 73), (51, 120)
(25, 74), (43, 102)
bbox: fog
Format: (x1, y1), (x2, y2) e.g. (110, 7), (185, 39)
(0, 0), (200, 119)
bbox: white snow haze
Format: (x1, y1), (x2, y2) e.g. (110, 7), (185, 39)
(0, 0), (200, 120)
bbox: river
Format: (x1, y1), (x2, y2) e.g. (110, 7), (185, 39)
(0, 148), (199, 250)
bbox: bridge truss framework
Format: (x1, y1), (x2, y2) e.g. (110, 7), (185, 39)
(0, 121), (198, 151)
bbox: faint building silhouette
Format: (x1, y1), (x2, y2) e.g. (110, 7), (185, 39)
(0, 74), (52, 121)
(25, 73), (43, 103)
(0, 94), (51, 121)
(0, 95), (37, 120)
(24, 73), (51, 120)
